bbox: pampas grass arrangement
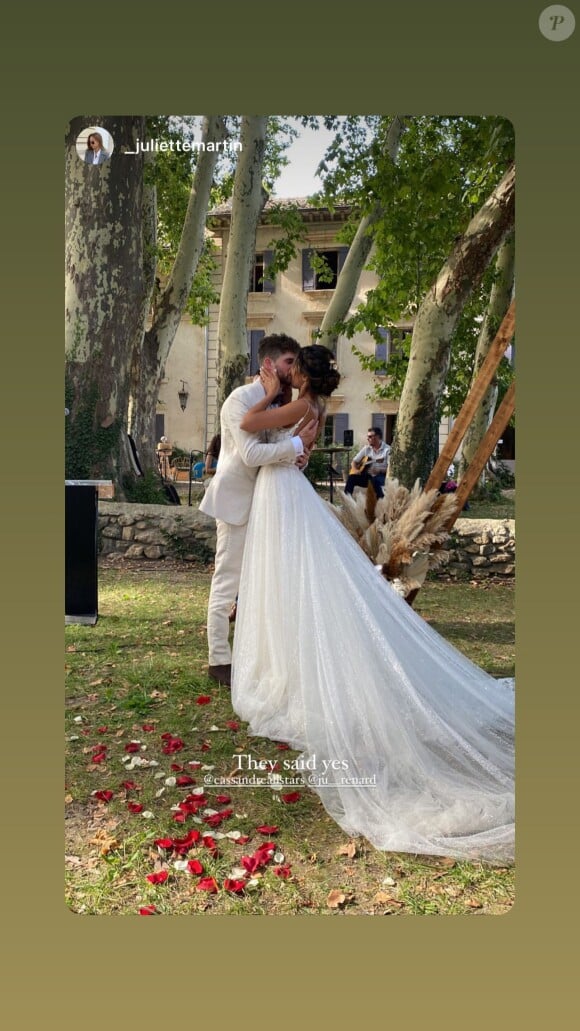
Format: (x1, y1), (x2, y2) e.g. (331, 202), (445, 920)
(332, 478), (459, 597)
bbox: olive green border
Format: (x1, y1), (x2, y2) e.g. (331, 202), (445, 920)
(2, 0), (577, 1024)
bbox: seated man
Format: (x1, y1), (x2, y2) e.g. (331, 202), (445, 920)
(344, 427), (390, 498)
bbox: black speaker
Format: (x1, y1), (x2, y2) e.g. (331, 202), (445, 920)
(343, 429), (354, 447)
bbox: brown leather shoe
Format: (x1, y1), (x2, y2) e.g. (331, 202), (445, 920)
(208, 664), (231, 687)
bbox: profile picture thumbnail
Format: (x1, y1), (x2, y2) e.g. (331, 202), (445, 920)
(75, 126), (114, 165)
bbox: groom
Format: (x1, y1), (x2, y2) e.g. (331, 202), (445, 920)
(200, 334), (317, 687)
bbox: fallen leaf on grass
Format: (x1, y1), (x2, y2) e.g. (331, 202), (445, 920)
(64, 794), (73, 805)
(88, 830), (120, 856)
(373, 891), (402, 907)
(327, 889), (351, 909)
(466, 898), (483, 909)
(336, 841), (357, 859)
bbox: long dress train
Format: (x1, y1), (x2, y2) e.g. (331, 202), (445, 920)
(231, 436), (514, 864)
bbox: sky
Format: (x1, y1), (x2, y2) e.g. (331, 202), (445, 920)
(272, 120), (336, 199)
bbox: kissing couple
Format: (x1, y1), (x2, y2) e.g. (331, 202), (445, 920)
(200, 334), (514, 864)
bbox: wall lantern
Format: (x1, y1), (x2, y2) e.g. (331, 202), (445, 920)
(178, 380), (189, 412)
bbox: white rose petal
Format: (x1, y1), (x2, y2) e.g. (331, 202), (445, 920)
(192, 817), (202, 824)
(203, 808), (219, 816)
(173, 860), (189, 871)
(141, 811), (154, 819)
(212, 832), (226, 839)
(226, 831), (242, 840)
(68, 735), (80, 741)
(382, 876), (397, 887)
(192, 787), (205, 795)
(230, 867), (246, 879)
(154, 772), (167, 780)
(155, 788), (166, 798)
(246, 878), (260, 889)
(234, 813), (247, 819)
(201, 765), (215, 771)
(164, 776), (177, 787)
(73, 716), (83, 724)
(209, 725), (220, 732)
(274, 852), (285, 864)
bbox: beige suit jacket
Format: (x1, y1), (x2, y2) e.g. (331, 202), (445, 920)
(199, 380), (299, 526)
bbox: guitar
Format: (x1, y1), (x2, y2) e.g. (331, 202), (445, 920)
(349, 454), (385, 476)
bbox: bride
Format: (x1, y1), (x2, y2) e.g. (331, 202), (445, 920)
(231, 345), (514, 864)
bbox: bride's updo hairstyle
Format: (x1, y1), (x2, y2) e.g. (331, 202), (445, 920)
(296, 345), (341, 397)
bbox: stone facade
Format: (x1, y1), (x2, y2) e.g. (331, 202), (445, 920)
(98, 504), (514, 579)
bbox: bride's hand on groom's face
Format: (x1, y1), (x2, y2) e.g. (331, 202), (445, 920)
(259, 365), (280, 399)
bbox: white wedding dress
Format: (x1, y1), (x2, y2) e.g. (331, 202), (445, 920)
(231, 429), (515, 864)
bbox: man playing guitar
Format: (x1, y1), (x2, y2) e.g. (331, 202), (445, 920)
(344, 427), (390, 498)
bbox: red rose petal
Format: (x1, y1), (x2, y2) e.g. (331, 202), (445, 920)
(216, 795), (231, 805)
(274, 865), (292, 879)
(196, 877), (218, 893)
(92, 790), (114, 803)
(226, 721), (240, 731)
(171, 764), (184, 772)
(162, 737), (184, 755)
(281, 791), (301, 803)
(154, 838), (174, 849)
(97, 726), (108, 734)
(173, 812), (186, 823)
(236, 835), (251, 845)
(200, 742), (211, 752)
(187, 859), (204, 875)
(176, 775), (195, 787)
(127, 802), (143, 813)
(124, 742), (141, 753)
(276, 743), (290, 751)
(173, 830), (201, 847)
(142, 724), (156, 732)
(146, 871), (169, 885)
(256, 825), (279, 835)
(196, 695), (212, 705)
(188, 761), (202, 769)
(224, 878), (246, 894)
(241, 855), (260, 874)
(122, 780), (139, 791)
(139, 905), (158, 915)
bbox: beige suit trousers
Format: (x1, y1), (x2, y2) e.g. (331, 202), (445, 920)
(207, 518), (248, 666)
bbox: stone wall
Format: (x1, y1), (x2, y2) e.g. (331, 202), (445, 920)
(98, 502), (216, 561)
(444, 519), (515, 578)
(98, 505), (514, 578)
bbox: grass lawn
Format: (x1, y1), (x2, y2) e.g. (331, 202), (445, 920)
(65, 563), (515, 916)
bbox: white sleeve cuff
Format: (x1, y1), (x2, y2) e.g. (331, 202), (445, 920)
(291, 436), (304, 456)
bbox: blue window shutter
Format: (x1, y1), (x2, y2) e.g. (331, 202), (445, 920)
(337, 246), (349, 274)
(302, 249), (316, 291)
(262, 250), (275, 293)
(375, 327), (389, 375)
(248, 329), (265, 375)
(334, 412), (349, 444)
(371, 413), (386, 438)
